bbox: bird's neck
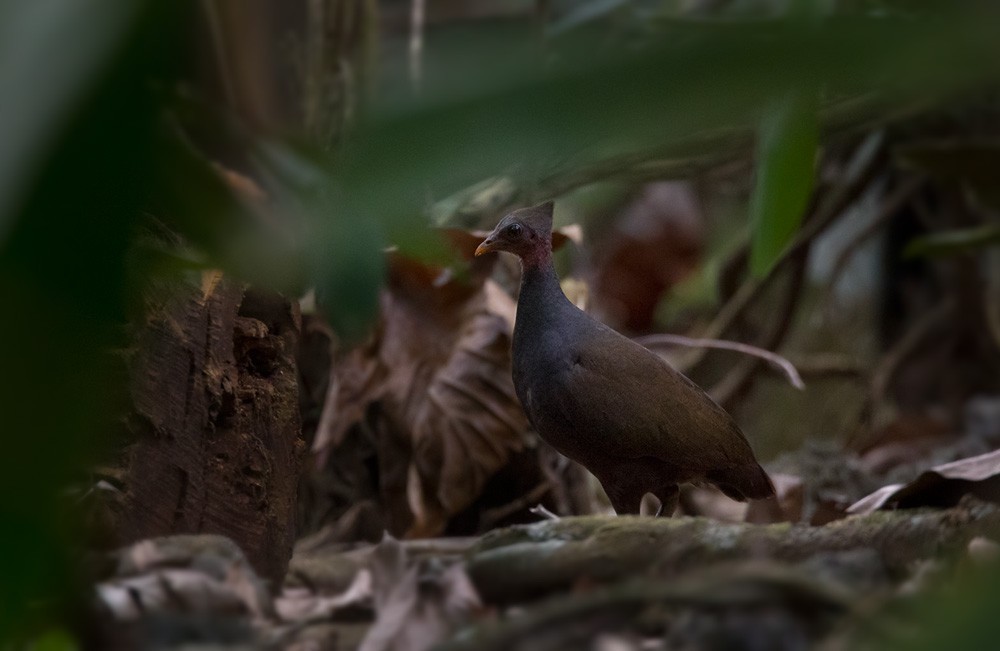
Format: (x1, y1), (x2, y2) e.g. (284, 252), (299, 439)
(516, 251), (571, 324)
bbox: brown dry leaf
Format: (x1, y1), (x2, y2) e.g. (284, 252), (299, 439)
(359, 536), (481, 651)
(848, 448), (1000, 514)
(590, 182), (704, 331)
(314, 235), (530, 537)
(854, 413), (953, 475)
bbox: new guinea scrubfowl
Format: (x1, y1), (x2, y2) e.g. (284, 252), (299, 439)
(475, 201), (775, 515)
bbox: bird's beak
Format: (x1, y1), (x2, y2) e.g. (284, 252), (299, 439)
(474, 238), (495, 257)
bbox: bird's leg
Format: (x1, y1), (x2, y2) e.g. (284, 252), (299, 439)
(653, 485), (679, 517)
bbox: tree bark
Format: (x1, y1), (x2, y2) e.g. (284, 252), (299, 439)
(119, 272), (304, 586)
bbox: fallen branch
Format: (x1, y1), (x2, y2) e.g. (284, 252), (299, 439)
(466, 497), (1000, 604)
(438, 565), (852, 651)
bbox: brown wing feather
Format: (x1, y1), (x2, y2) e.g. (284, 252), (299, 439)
(552, 325), (762, 476)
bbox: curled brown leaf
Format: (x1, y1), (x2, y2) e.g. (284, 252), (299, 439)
(314, 235), (530, 537)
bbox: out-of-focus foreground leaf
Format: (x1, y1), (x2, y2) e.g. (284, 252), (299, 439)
(338, 10), (1000, 249)
(874, 557), (1000, 651)
(0, 0), (144, 241)
(251, 140), (385, 343)
(161, 95), (384, 342)
(0, 0), (166, 641)
(749, 90), (819, 277)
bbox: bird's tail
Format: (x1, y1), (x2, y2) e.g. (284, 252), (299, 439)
(709, 463), (775, 501)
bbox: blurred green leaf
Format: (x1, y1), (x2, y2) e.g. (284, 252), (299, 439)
(0, 0), (144, 241)
(904, 224), (1000, 258)
(312, 214), (385, 344)
(341, 11), (1000, 244)
(876, 561), (1000, 651)
(150, 124), (306, 292)
(30, 629), (78, 651)
(749, 90), (819, 277)
(252, 140), (386, 343)
(0, 0), (170, 641)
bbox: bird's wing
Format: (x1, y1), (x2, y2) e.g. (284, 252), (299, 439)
(548, 324), (757, 471)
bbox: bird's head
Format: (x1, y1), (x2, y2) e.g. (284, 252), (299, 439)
(475, 201), (554, 264)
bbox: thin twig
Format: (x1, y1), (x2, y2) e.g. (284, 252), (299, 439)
(529, 504), (560, 521)
(479, 481), (554, 531)
(789, 353), (865, 379)
(636, 334), (805, 390)
(711, 249), (810, 407)
(870, 299), (955, 406)
(845, 298), (955, 448)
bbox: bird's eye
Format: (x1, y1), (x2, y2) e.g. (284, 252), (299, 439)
(505, 223), (523, 237)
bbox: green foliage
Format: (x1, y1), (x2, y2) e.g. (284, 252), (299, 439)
(0, 0), (146, 239)
(904, 225), (1000, 259)
(0, 0), (166, 640)
(253, 140), (386, 342)
(28, 629), (78, 651)
(869, 562), (1000, 651)
(341, 10), (1000, 253)
(749, 91), (819, 277)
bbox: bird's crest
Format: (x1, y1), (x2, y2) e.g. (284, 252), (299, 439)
(506, 200), (554, 235)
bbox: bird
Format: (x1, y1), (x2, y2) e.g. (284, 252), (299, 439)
(475, 201), (775, 516)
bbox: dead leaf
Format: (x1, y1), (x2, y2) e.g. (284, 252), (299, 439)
(590, 181), (703, 331)
(848, 448), (1000, 514)
(313, 232), (531, 537)
(854, 412), (952, 475)
(358, 536), (481, 651)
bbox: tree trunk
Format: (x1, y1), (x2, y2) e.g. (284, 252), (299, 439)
(119, 272), (304, 586)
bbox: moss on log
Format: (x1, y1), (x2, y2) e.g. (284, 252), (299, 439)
(467, 498), (1000, 603)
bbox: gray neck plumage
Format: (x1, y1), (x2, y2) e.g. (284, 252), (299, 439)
(515, 260), (575, 337)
